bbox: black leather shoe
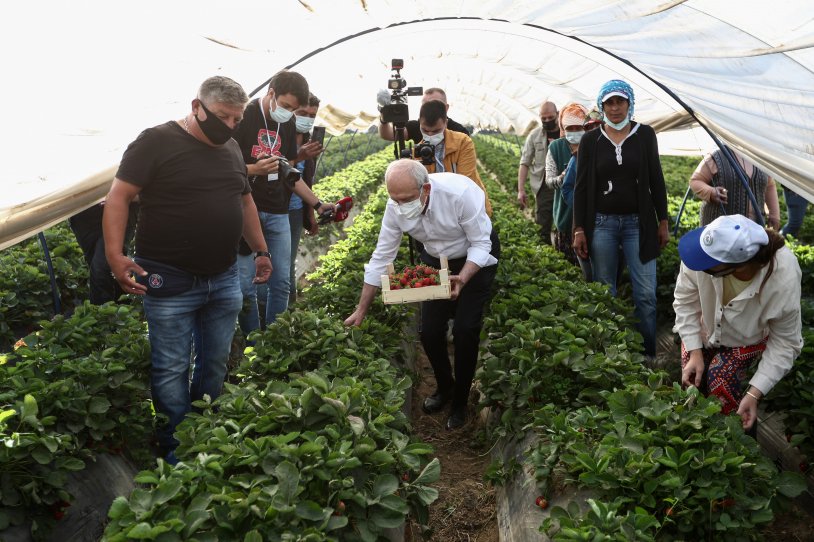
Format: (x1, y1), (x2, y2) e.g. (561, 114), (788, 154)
(446, 407), (467, 430)
(422, 391), (451, 414)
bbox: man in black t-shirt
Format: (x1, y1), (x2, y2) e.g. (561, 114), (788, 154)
(378, 87), (470, 145)
(103, 76), (271, 464)
(232, 70), (334, 332)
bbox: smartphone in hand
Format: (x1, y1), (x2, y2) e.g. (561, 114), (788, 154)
(311, 126), (326, 146)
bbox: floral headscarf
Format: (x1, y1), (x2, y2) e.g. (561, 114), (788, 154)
(597, 79), (635, 119)
(559, 103), (589, 132)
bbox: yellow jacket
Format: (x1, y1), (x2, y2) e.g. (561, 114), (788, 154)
(421, 129), (492, 216)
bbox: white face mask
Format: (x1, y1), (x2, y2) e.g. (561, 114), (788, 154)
(397, 197), (423, 219)
(421, 131), (444, 146)
(295, 116), (314, 133)
(269, 95), (293, 123)
(565, 130), (585, 145)
(605, 116), (630, 130)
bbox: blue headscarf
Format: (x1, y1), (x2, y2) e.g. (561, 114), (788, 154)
(597, 79), (635, 119)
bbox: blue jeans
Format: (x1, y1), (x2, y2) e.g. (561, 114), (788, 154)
(590, 213), (657, 357)
(236, 254), (260, 335)
(782, 187), (810, 238)
(142, 263), (242, 452)
(288, 207), (304, 303)
(237, 211), (291, 328)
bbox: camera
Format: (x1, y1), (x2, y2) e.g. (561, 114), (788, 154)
(260, 154), (301, 184)
(400, 142), (435, 166)
(276, 156), (301, 185)
(380, 59), (423, 126)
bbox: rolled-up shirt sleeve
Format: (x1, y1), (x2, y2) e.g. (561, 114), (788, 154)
(363, 204), (403, 286)
(459, 184), (497, 268)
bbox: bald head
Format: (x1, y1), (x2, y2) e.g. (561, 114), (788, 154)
(540, 101), (558, 124)
(385, 159), (429, 203)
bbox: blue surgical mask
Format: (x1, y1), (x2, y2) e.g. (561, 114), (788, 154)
(295, 116), (314, 133)
(269, 96), (293, 123)
(565, 130), (585, 145)
(421, 131), (444, 146)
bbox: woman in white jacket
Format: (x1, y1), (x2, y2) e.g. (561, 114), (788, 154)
(673, 214), (803, 432)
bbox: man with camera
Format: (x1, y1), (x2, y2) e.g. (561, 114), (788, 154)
(103, 76), (272, 464)
(232, 70), (335, 332)
(378, 87), (470, 144)
(518, 101), (560, 244)
(345, 159), (499, 431)
(410, 100), (492, 215)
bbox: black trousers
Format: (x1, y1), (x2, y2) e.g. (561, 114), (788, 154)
(69, 202), (138, 305)
(419, 230), (500, 410)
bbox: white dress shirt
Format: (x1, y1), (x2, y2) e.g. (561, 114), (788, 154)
(363, 172), (497, 286)
(672, 246), (803, 395)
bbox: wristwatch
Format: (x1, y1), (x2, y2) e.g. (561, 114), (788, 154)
(313, 200), (323, 211)
(253, 251), (271, 260)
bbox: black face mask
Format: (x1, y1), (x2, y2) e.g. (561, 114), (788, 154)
(542, 119), (558, 131)
(195, 101), (239, 145)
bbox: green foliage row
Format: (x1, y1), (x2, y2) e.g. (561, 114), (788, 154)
(0, 224), (90, 350)
(316, 132), (390, 180)
(534, 384), (805, 540)
(473, 135), (806, 540)
(0, 302), (151, 535)
(103, 163), (440, 540)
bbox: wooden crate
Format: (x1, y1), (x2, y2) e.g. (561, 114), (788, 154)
(381, 255), (451, 304)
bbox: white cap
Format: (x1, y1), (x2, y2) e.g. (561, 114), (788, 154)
(678, 214), (769, 271)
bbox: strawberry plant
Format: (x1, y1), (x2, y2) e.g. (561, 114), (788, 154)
(0, 302), (151, 534)
(531, 383), (806, 539)
(0, 222), (90, 349)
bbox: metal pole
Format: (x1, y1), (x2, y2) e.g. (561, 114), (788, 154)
(342, 130), (358, 169)
(315, 133), (334, 178)
(719, 145), (765, 225)
(37, 232), (61, 315)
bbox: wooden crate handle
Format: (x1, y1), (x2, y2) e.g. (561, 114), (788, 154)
(440, 255), (449, 270)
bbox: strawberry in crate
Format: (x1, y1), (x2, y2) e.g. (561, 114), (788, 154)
(389, 264), (440, 289)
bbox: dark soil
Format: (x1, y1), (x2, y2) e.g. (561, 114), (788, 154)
(407, 348), (499, 542)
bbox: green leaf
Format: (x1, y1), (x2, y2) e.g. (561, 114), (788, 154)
(60, 457), (86, 471)
(153, 478), (183, 505)
(126, 522), (156, 539)
(31, 446), (52, 465)
(0, 409), (16, 424)
(347, 415), (365, 436)
(276, 461), (300, 502)
(372, 474), (399, 497)
(776, 471), (807, 497)
(414, 458), (441, 485)
(88, 396), (112, 414)
(108, 496), (131, 519)
(295, 500), (328, 521)
(244, 530), (263, 542)
(20, 394), (38, 423)
(413, 485), (439, 506)
(135, 471), (161, 485)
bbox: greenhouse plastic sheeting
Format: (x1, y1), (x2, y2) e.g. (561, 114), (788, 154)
(1, 0), (812, 249)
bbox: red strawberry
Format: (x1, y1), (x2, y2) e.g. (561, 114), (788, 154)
(535, 496), (548, 509)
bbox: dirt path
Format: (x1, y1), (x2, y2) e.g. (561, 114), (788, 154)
(408, 348), (499, 542)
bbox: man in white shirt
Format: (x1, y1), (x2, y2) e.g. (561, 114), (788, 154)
(345, 159), (499, 430)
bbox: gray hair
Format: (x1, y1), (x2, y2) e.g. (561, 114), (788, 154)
(198, 76), (249, 108)
(385, 159), (429, 189)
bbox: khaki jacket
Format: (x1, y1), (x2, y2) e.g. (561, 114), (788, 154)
(421, 129), (492, 216)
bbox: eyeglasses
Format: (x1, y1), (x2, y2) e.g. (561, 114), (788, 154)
(704, 265), (737, 278)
